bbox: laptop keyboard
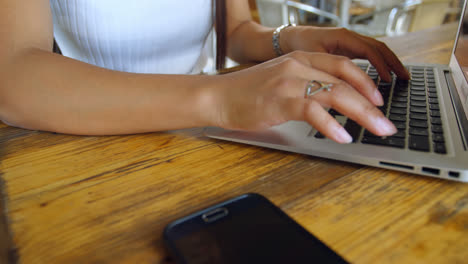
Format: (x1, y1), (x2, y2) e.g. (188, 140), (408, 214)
(313, 64), (447, 154)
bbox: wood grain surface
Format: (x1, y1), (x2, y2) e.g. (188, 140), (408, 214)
(1, 23), (467, 264)
(0, 176), (17, 264)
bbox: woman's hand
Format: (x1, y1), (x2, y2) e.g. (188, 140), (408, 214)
(209, 51), (397, 144)
(280, 26), (410, 82)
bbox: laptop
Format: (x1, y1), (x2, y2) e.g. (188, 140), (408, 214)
(205, 0), (468, 182)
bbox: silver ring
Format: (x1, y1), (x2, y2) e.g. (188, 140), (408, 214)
(305, 80), (333, 98)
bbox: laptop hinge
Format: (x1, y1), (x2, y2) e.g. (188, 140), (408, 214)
(445, 70), (468, 150)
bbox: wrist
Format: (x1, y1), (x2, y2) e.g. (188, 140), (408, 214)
(278, 25), (309, 55)
(192, 75), (223, 128)
(275, 24), (296, 55)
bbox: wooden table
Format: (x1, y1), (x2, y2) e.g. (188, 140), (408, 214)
(1, 23), (467, 264)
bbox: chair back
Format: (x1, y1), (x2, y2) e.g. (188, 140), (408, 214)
(256, 0), (294, 27)
(349, 0), (451, 36)
(256, 0), (341, 27)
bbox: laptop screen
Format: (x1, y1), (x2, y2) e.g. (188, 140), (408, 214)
(455, 3), (468, 84)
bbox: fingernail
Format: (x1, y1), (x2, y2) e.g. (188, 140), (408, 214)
(335, 126), (353, 144)
(374, 90), (384, 106)
(375, 117), (397, 135)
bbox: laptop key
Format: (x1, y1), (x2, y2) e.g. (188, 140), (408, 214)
(364, 129), (379, 138)
(411, 95), (426, 101)
(357, 63), (368, 69)
(394, 84), (409, 92)
(432, 125), (444, 133)
(410, 120), (428, 128)
(314, 132), (325, 139)
(434, 143), (447, 154)
(411, 86), (426, 91)
(410, 127), (429, 136)
(392, 102), (407, 108)
(394, 91), (408, 97)
(386, 137), (406, 148)
(411, 72), (425, 76)
(393, 96), (408, 102)
(411, 73), (424, 77)
(410, 106), (427, 114)
(411, 74), (424, 79)
(410, 113), (428, 120)
(390, 108), (407, 115)
(431, 117), (442, 125)
(430, 104), (440, 110)
(430, 110), (441, 117)
(411, 90), (426, 96)
(379, 81), (392, 87)
(378, 106), (388, 114)
(393, 121), (406, 129)
(389, 114), (406, 122)
(411, 101), (427, 107)
(428, 92), (438, 98)
(361, 136), (405, 149)
(409, 135), (430, 152)
(432, 133), (445, 143)
(343, 119), (362, 142)
(428, 98), (439, 104)
(329, 109), (342, 116)
(393, 129), (406, 138)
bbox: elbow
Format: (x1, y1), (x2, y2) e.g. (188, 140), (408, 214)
(0, 82), (27, 130)
(0, 61), (35, 130)
(0, 48), (57, 131)
(0, 90), (42, 131)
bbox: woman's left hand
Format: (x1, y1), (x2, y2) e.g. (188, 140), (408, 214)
(280, 26), (410, 82)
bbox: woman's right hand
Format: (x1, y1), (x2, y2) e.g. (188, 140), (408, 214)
(209, 51), (397, 144)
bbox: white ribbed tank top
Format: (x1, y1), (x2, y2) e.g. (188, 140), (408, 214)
(49, 0), (214, 74)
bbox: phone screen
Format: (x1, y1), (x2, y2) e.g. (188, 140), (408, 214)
(164, 193), (348, 264)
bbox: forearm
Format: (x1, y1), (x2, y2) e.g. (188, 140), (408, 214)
(227, 20), (301, 64)
(0, 49), (217, 135)
(227, 21), (276, 63)
(225, 0), (295, 63)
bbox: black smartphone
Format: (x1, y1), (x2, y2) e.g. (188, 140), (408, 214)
(163, 193), (348, 264)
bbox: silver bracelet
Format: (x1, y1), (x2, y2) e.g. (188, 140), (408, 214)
(272, 24), (296, 57)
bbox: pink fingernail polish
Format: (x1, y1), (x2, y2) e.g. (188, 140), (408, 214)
(375, 117), (397, 135)
(335, 127), (353, 144)
(374, 90), (384, 106)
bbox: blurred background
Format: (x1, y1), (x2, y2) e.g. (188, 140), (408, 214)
(249, 0), (463, 37)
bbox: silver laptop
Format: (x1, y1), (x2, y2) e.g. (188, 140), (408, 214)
(205, 1), (468, 182)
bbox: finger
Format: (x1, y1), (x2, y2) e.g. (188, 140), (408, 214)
(303, 100), (353, 143)
(272, 72), (396, 139)
(359, 35), (410, 80)
(332, 32), (394, 82)
(288, 52), (383, 106)
(312, 82), (397, 137)
(276, 97), (353, 144)
(268, 63), (341, 98)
